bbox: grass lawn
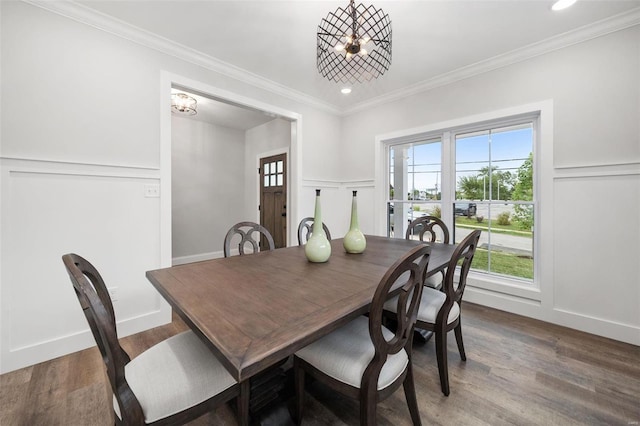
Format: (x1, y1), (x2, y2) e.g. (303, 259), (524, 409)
(471, 248), (533, 280)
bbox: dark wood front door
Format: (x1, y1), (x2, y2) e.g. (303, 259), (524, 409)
(260, 153), (287, 248)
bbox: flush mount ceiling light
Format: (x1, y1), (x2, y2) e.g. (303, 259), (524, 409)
(171, 93), (197, 115)
(552, 0), (577, 11)
(317, 0), (392, 84)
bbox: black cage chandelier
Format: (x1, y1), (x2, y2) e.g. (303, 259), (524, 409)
(317, 0), (392, 84)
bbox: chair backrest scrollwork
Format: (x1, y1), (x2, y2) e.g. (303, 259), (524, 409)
(364, 244), (430, 390)
(405, 215), (450, 244)
(224, 221), (276, 257)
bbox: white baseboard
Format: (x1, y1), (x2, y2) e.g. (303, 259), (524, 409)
(172, 250), (232, 265)
(0, 305), (171, 374)
(465, 287), (640, 346)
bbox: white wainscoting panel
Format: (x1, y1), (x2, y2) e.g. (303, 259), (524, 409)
(553, 171), (639, 333)
(464, 161), (639, 345)
(343, 182), (376, 237)
(0, 158), (171, 373)
(300, 180), (375, 240)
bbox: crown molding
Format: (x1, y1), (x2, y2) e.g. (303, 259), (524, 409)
(21, 1), (640, 117)
(23, 0), (342, 115)
(343, 7), (640, 115)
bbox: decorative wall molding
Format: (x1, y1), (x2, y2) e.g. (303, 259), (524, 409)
(344, 8), (640, 115)
(0, 157), (170, 373)
(23, 0), (341, 115)
(554, 160), (640, 179)
(23, 1), (640, 116)
(302, 178), (375, 188)
(1, 156), (161, 178)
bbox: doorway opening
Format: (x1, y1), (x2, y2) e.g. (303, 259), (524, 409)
(161, 72), (301, 267)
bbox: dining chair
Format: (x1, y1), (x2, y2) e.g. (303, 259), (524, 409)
(62, 253), (249, 426)
(406, 215), (450, 289)
(223, 221), (275, 257)
(296, 217), (331, 246)
(293, 244), (430, 426)
(384, 229), (481, 396)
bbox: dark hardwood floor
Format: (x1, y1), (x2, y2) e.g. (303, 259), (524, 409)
(2, 303), (639, 425)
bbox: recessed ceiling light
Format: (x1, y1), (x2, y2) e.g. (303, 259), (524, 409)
(552, 0), (577, 11)
(341, 87), (352, 95)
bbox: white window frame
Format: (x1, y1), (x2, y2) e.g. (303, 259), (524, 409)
(387, 136), (445, 238)
(374, 101), (554, 302)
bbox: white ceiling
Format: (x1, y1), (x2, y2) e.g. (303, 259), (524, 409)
(76, 0), (640, 118)
(171, 88), (277, 130)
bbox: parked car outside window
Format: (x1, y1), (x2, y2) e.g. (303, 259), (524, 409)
(454, 202), (477, 217)
(388, 205), (428, 232)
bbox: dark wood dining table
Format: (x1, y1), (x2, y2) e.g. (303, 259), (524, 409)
(146, 235), (456, 383)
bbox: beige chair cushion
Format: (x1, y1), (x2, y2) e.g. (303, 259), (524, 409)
(296, 316), (408, 390)
(113, 330), (236, 423)
(384, 287), (459, 325)
(425, 271), (444, 288)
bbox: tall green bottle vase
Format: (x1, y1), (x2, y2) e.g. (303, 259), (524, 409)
(304, 189), (331, 263)
(343, 190), (366, 254)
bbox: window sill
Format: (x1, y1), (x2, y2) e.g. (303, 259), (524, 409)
(465, 270), (541, 302)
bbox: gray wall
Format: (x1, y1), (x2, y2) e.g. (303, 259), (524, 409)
(243, 119), (292, 227)
(171, 116), (245, 262)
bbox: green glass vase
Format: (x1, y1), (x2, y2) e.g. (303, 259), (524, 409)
(343, 190), (366, 254)
(305, 189), (331, 263)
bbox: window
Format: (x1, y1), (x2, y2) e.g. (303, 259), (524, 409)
(263, 160), (284, 187)
(454, 124), (534, 281)
(386, 116), (536, 284)
(388, 138), (442, 239)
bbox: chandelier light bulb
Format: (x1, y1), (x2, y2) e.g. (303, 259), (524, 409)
(359, 48), (367, 56)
